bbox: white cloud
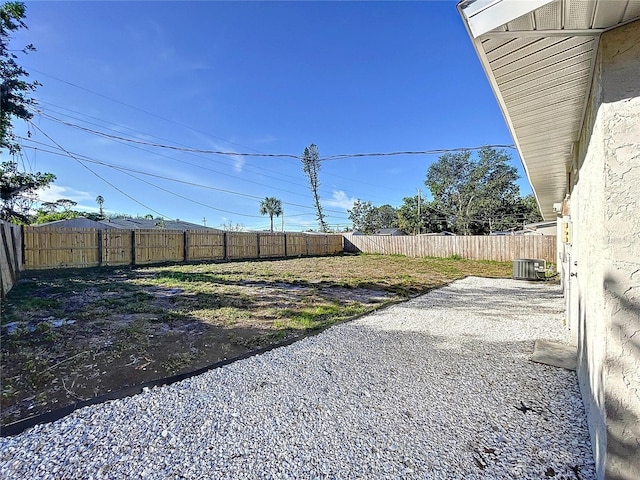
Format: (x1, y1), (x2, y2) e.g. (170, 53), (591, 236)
(325, 190), (357, 210)
(37, 184), (93, 204)
(231, 154), (245, 172)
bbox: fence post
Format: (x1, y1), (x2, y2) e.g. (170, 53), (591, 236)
(97, 229), (103, 266)
(305, 235), (309, 256)
(184, 230), (189, 263)
(11, 224), (21, 273)
(0, 225), (15, 290)
(256, 233), (261, 258)
(131, 230), (136, 265)
(20, 225), (25, 270)
(284, 233), (288, 257)
(223, 232), (228, 260)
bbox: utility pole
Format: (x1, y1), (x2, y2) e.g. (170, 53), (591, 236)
(281, 210), (284, 233)
(202, 217), (207, 227)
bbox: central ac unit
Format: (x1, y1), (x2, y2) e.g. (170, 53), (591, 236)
(513, 258), (546, 281)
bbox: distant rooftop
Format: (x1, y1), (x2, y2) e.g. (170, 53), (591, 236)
(34, 217), (220, 231)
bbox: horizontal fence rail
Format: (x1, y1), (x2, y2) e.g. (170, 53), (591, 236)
(343, 233), (557, 263)
(0, 220), (23, 298)
(21, 227), (345, 270)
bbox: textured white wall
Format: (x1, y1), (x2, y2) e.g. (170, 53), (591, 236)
(571, 20), (640, 480)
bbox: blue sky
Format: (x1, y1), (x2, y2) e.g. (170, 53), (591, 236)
(7, 0), (530, 231)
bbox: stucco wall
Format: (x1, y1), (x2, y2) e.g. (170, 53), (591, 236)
(571, 20), (640, 480)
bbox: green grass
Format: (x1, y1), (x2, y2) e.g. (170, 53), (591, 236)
(275, 304), (372, 330)
(18, 297), (62, 310)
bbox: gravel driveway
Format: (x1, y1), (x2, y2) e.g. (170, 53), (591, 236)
(0, 276), (595, 479)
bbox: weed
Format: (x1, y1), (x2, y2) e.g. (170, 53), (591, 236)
(35, 392), (48, 406)
(161, 311), (189, 323)
(161, 351), (199, 374)
(20, 298), (62, 311)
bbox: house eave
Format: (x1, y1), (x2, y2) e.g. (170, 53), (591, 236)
(458, 0), (640, 220)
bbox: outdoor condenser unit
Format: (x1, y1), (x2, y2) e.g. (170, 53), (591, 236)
(513, 258), (546, 281)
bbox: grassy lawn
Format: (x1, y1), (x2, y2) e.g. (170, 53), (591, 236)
(1, 253), (511, 425)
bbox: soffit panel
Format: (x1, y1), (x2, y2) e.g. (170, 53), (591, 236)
(563, 0), (596, 29)
(592, 1), (628, 27)
(485, 37), (541, 62)
(534, 2), (563, 29)
(501, 67), (590, 101)
(481, 36), (517, 54)
(489, 37), (566, 69)
(493, 39), (596, 83)
(492, 37), (593, 77)
(623, 1), (640, 22)
(506, 90), (585, 116)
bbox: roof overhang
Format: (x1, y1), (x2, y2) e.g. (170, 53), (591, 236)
(458, 0), (640, 219)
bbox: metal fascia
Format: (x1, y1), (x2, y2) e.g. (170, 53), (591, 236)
(462, 0), (557, 38)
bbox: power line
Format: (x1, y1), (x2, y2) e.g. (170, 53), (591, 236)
(112, 167), (265, 219)
(35, 103), (316, 190)
(27, 123), (173, 220)
(33, 107), (516, 162)
(34, 111), (313, 199)
(26, 66), (268, 155)
(322, 145), (516, 161)
(35, 113), (301, 158)
(35, 102), (397, 195)
(19, 139), (350, 215)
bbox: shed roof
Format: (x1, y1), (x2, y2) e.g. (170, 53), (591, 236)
(34, 218), (118, 229)
(35, 217), (220, 231)
(99, 218), (217, 231)
(375, 228), (407, 236)
(458, 0), (640, 219)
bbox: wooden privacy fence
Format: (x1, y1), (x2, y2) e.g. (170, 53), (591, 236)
(21, 227), (344, 270)
(343, 233), (557, 263)
(1, 220), (23, 298)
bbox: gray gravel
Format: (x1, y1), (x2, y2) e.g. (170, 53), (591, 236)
(0, 276), (596, 479)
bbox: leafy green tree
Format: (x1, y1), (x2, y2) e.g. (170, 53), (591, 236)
(1, 1), (38, 155)
(517, 194), (543, 225)
(1, 3), (56, 224)
(348, 200), (399, 234)
(374, 204), (399, 231)
(259, 196), (283, 232)
(39, 201), (58, 213)
(33, 209), (79, 224)
(301, 144), (328, 232)
(0, 161), (55, 222)
(348, 199), (376, 233)
(397, 195), (449, 234)
(425, 147), (520, 235)
(55, 198), (77, 212)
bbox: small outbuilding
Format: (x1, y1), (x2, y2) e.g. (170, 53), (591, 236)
(374, 228), (406, 236)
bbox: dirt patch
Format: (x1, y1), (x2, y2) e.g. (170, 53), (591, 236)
(1, 254), (511, 426)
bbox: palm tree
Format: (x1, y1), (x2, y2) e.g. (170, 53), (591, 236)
(259, 197), (283, 232)
(96, 195), (104, 217)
